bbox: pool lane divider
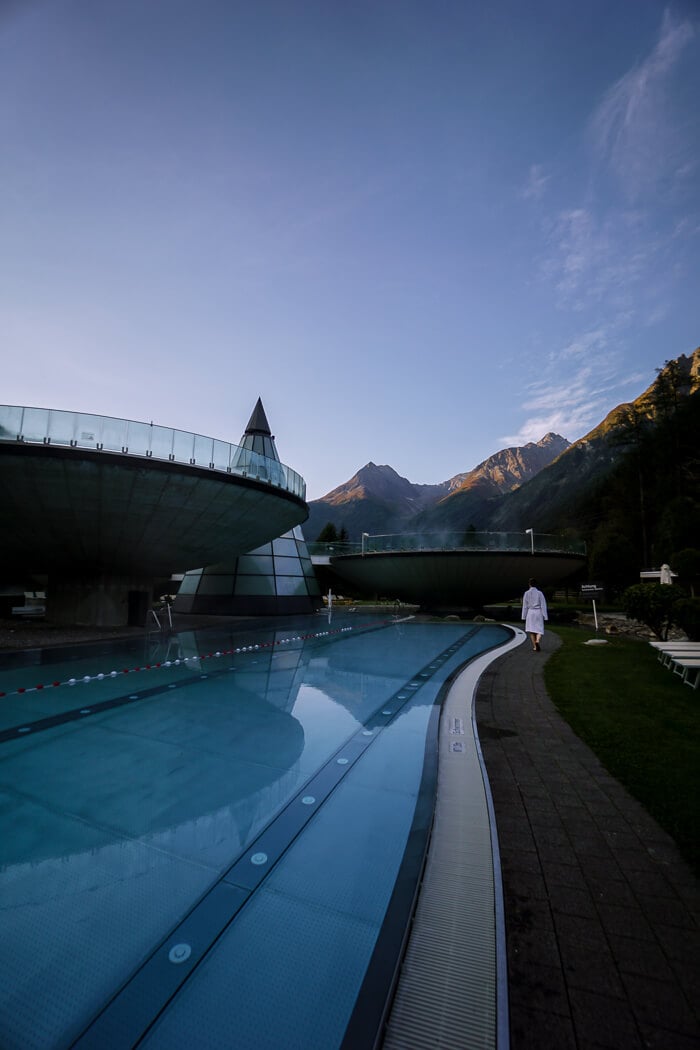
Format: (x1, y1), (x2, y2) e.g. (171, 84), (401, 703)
(0, 618), (409, 744)
(70, 626), (482, 1050)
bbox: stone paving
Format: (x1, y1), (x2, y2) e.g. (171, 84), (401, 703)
(475, 632), (699, 1050)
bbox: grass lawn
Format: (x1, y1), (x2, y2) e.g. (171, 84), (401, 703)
(545, 626), (700, 876)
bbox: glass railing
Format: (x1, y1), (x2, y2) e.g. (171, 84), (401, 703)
(306, 542), (362, 557)
(0, 406), (306, 501)
(309, 532), (586, 557)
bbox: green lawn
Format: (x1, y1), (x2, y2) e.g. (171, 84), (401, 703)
(545, 626), (700, 876)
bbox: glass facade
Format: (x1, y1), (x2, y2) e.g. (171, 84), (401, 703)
(172, 401), (320, 616)
(174, 526), (321, 616)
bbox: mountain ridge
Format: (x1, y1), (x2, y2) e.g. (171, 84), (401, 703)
(306, 347), (700, 543)
(307, 432), (570, 539)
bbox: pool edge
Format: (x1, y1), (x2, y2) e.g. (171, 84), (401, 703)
(379, 626), (524, 1050)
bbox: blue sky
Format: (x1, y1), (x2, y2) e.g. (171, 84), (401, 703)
(1, 1), (698, 500)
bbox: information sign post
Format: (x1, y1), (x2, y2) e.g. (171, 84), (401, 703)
(580, 583), (604, 630)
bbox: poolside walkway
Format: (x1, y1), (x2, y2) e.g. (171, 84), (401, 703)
(475, 633), (700, 1050)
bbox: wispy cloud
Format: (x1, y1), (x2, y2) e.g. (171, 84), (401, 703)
(521, 163), (551, 201)
(535, 9), (698, 319)
(541, 207), (657, 305)
(555, 327), (609, 359)
(501, 325), (652, 447)
(501, 365), (605, 445)
(588, 9), (695, 196)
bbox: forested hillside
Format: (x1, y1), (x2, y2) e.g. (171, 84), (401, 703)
(307, 348), (700, 597)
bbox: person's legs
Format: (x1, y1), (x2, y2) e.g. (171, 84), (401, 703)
(529, 632), (537, 651)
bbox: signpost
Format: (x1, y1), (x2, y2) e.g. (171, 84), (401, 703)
(580, 583), (604, 630)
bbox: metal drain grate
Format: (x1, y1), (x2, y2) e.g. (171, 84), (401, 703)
(380, 632), (524, 1050)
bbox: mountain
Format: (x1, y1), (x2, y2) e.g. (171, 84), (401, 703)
(305, 463), (446, 539)
(488, 348), (700, 537)
(306, 433), (570, 540)
(411, 432), (570, 531)
(306, 347), (700, 554)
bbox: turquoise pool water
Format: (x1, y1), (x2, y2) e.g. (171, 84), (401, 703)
(0, 613), (511, 1049)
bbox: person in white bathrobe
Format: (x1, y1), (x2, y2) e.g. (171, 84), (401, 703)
(522, 578), (548, 652)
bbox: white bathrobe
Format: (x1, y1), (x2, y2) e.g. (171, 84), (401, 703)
(522, 586), (548, 635)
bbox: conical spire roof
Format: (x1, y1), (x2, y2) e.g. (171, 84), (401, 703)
(244, 397), (272, 437)
(237, 397), (280, 462)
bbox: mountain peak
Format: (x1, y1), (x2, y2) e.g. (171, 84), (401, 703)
(307, 346), (698, 542)
(319, 462), (415, 506)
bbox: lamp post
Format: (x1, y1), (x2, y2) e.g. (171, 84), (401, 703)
(525, 528), (534, 555)
(362, 532), (369, 556)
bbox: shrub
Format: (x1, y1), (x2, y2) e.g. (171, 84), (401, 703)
(673, 598), (700, 641)
(621, 583), (680, 640)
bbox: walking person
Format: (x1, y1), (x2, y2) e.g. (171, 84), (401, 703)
(522, 577), (548, 652)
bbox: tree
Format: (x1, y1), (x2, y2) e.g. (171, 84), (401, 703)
(608, 404), (651, 565)
(651, 359), (688, 500)
(621, 583), (680, 641)
(589, 522), (639, 597)
(338, 526), (350, 543)
(316, 522), (339, 542)
(671, 548), (700, 598)
(672, 598), (700, 641)
(461, 524), (480, 547)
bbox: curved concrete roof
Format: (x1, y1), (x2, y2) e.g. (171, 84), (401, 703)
(327, 549), (585, 606)
(0, 445), (307, 576)
(0, 406), (308, 578)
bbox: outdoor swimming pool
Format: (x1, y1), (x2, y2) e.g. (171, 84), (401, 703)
(0, 612), (513, 1049)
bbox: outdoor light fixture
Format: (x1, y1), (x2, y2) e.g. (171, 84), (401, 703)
(362, 532), (369, 556)
(525, 528), (534, 555)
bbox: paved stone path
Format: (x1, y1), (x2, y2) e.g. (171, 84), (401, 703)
(475, 632), (699, 1050)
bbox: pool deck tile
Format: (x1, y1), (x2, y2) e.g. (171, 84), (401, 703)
(475, 632), (700, 1050)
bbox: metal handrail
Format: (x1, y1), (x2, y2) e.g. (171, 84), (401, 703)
(0, 405), (306, 501)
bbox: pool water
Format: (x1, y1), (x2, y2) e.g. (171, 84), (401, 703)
(0, 613), (511, 1049)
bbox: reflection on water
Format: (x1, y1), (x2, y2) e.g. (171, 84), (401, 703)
(0, 614), (503, 1050)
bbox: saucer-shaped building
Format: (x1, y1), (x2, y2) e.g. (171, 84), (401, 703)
(0, 401), (309, 625)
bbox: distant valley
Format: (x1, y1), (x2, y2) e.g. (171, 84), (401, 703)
(306, 432), (570, 539)
(306, 348), (700, 587)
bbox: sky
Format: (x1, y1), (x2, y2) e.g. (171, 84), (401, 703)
(1, 0), (698, 500)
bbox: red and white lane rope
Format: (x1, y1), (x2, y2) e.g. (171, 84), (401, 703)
(0, 619), (407, 699)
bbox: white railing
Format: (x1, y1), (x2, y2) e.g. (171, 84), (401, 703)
(0, 405), (306, 500)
